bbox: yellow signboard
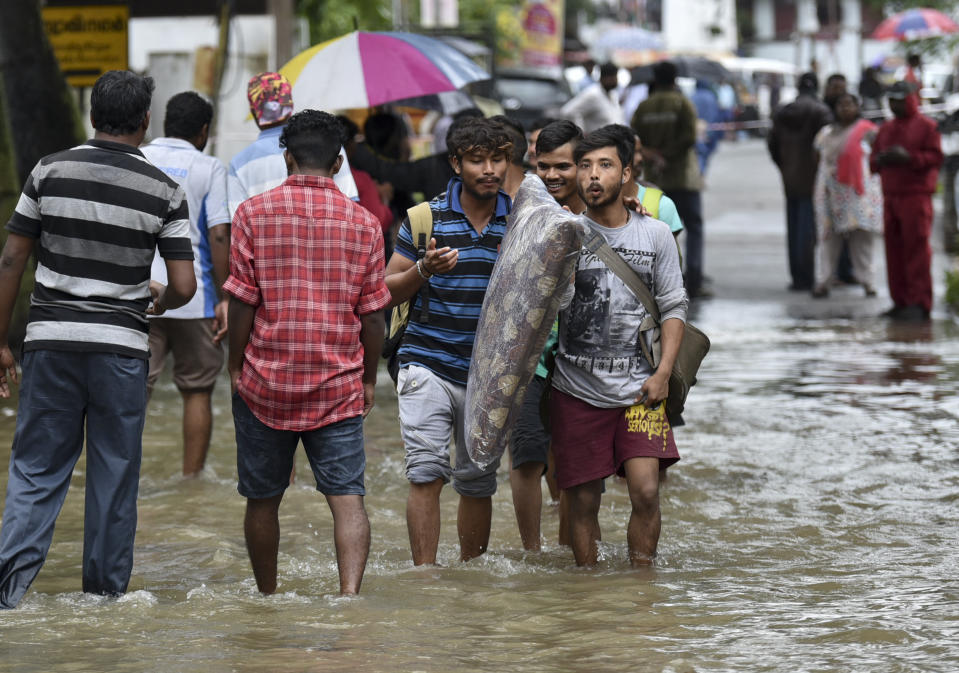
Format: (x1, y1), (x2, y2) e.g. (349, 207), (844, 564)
(42, 5), (129, 87)
(519, 0), (564, 68)
(496, 0), (564, 74)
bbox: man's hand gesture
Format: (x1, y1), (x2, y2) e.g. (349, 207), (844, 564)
(0, 345), (19, 398)
(421, 238), (459, 276)
(212, 299), (229, 344)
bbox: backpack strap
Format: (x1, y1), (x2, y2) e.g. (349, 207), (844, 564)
(407, 202), (433, 324)
(408, 202), (433, 256)
(640, 187), (663, 220)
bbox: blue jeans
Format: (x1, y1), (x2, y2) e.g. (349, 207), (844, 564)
(232, 392), (366, 499)
(786, 196), (816, 289)
(0, 350), (147, 609)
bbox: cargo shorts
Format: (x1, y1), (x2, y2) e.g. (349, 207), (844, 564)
(396, 364), (500, 498)
(148, 317), (223, 393)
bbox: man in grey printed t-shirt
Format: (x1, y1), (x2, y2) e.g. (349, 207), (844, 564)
(548, 124), (688, 568)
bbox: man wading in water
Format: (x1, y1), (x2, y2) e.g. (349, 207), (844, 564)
(0, 70), (196, 607)
(549, 124), (688, 567)
(503, 119), (589, 550)
(225, 110), (389, 595)
(385, 119), (514, 566)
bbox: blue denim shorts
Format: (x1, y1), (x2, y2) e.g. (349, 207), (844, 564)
(232, 392), (366, 499)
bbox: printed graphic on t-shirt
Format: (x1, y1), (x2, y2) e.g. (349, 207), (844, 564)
(564, 246), (655, 372)
(567, 268), (610, 347)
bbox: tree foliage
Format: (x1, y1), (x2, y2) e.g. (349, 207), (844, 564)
(296, 0), (391, 43)
(861, 0), (958, 11)
(296, 0), (595, 46)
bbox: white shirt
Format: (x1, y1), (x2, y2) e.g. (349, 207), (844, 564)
(227, 125), (358, 216)
(142, 137), (230, 320)
(560, 83), (624, 133)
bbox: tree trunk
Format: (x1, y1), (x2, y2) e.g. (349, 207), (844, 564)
(0, 0), (81, 349)
(0, 81), (34, 351)
(0, 0), (85, 187)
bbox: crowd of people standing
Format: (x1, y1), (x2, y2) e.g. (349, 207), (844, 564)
(767, 69), (943, 320)
(0, 53), (948, 608)
(0, 65), (697, 608)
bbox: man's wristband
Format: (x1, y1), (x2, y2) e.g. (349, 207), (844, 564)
(416, 258), (432, 280)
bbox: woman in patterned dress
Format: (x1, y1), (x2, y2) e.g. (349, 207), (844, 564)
(812, 93), (884, 297)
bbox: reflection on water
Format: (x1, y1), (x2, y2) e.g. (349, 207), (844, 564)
(1, 301), (957, 672)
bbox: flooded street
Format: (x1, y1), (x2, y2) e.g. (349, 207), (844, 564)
(1, 139), (958, 672)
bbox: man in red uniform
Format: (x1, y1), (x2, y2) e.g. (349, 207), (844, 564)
(225, 110), (390, 595)
(871, 81), (943, 321)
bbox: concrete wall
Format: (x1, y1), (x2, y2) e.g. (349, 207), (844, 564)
(128, 16), (309, 166)
(663, 0), (738, 53)
(746, 0), (888, 88)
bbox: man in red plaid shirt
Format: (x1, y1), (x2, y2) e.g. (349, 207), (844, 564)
(224, 110), (390, 595)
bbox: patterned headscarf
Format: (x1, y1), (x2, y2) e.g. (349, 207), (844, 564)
(247, 72), (293, 126)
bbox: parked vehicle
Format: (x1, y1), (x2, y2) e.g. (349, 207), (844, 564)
(720, 56), (799, 127)
(918, 63), (955, 105)
(483, 69), (572, 130)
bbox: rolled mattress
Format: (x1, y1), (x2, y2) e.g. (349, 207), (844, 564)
(465, 174), (586, 469)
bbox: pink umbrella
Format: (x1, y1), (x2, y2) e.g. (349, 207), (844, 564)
(280, 31), (490, 111)
(871, 8), (959, 41)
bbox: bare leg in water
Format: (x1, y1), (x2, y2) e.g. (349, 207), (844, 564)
(407, 479), (444, 565)
(245, 494), (284, 594)
(325, 494), (370, 594)
(458, 493), (492, 561)
(623, 457), (662, 567)
(510, 458), (546, 551)
(565, 480), (604, 566)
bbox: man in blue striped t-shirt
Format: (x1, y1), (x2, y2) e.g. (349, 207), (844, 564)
(0, 70), (196, 609)
(385, 118), (513, 566)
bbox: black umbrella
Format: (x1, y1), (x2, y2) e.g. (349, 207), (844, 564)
(630, 56), (732, 86)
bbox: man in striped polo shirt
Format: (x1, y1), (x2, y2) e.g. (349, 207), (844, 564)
(142, 91), (231, 477)
(0, 70), (196, 609)
(384, 118), (513, 566)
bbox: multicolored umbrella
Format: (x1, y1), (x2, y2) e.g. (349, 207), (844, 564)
(871, 8), (959, 41)
(279, 31), (490, 111)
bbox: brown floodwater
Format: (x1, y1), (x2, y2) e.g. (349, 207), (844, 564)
(1, 141), (958, 672)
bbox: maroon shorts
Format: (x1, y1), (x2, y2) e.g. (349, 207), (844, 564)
(549, 388), (680, 489)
